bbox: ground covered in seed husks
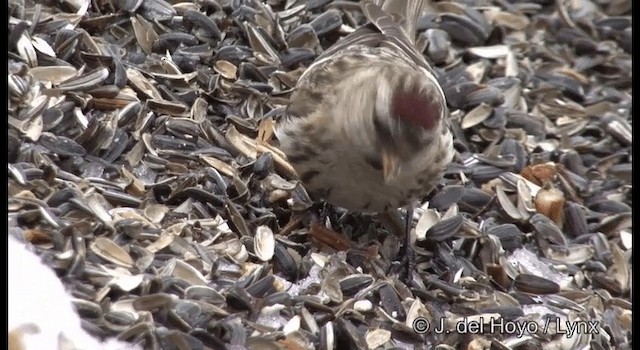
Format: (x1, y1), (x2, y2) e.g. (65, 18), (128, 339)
(7, 0), (631, 349)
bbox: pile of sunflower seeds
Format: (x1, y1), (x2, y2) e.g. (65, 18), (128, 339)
(8, 0), (631, 349)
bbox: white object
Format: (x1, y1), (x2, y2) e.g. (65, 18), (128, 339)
(8, 235), (140, 350)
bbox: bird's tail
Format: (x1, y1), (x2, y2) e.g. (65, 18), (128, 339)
(371, 0), (426, 41)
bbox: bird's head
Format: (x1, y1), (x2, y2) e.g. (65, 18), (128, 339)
(373, 71), (447, 183)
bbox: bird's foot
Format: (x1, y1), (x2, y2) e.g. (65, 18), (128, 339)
(307, 201), (333, 225)
(389, 241), (416, 282)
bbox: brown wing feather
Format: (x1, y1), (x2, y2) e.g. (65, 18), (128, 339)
(376, 0), (426, 42)
(317, 26), (383, 60)
(361, 1), (435, 74)
(317, 1), (432, 72)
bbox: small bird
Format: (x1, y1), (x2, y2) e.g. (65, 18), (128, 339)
(276, 0), (454, 259)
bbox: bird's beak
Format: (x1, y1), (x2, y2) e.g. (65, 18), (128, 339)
(381, 148), (401, 184)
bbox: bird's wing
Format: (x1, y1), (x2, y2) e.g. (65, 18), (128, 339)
(375, 0), (425, 42)
(317, 1), (434, 74)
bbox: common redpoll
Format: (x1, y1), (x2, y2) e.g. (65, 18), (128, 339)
(276, 0), (454, 227)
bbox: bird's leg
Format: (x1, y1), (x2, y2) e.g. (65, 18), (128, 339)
(398, 204), (415, 280)
(379, 205), (416, 281)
